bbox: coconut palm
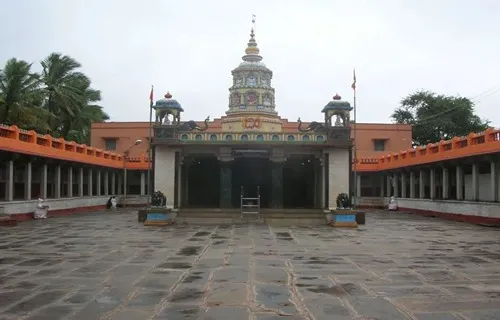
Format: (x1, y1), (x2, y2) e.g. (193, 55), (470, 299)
(40, 53), (90, 134)
(59, 77), (109, 144)
(0, 58), (48, 130)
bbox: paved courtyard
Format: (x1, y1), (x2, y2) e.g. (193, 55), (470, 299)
(0, 211), (499, 320)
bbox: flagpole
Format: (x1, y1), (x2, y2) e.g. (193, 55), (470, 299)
(352, 70), (358, 209)
(147, 85), (154, 208)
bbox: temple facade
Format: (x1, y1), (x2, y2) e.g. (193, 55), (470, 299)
(152, 23), (354, 210)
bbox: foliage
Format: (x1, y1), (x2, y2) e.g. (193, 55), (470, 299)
(336, 193), (350, 209)
(152, 191), (167, 207)
(391, 90), (489, 146)
(0, 53), (109, 144)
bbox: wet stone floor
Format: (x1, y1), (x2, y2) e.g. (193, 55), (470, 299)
(0, 211), (499, 320)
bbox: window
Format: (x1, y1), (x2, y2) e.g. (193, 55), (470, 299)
(256, 134), (264, 141)
(287, 135), (295, 141)
(272, 135), (280, 141)
(374, 139), (386, 151)
(195, 134), (203, 141)
(302, 135), (310, 141)
(225, 134), (233, 141)
(104, 139), (117, 151)
(210, 134), (217, 141)
(241, 134), (248, 141)
(316, 135), (324, 142)
(181, 134), (188, 141)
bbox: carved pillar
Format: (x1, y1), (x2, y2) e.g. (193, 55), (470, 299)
(5, 160), (14, 201)
(220, 161), (232, 208)
(409, 171), (415, 198)
(401, 172), (406, 198)
(442, 167), (449, 200)
(54, 165), (61, 198)
(219, 147), (233, 208)
(270, 161), (283, 208)
(67, 167), (73, 198)
(40, 163), (48, 199)
(25, 162), (32, 200)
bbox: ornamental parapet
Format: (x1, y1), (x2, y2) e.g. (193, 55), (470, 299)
(354, 128), (500, 172)
(0, 124), (150, 169)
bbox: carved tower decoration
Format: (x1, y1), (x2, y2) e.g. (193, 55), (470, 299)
(321, 94), (353, 140)
(226, 15), (277, 117)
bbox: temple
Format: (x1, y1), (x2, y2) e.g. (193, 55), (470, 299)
(1, 19), (499, 227)
(150, 21), (355, 210)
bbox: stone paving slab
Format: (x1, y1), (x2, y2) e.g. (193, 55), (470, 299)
(0, 210), (499, 319)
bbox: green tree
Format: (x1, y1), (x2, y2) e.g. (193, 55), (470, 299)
(60, 77), (109, 144)
(391, 90), (489, 146)
(0, 53), (110, 144)
(40, 53), (90, 135)
(0, 58), (48, 131)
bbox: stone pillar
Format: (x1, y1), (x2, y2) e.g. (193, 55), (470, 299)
(24, 162), (32, 200)
(471, 163), (479, 201)
(111, 172), (116, 195)
(491, 161), (498, 202)
(393, 174), (399, 198)
(154, 146), (176, 207)
(140, 171), (146, 196)
(409, 171), (415, 198)
(54, 165), (61, 198)
(88, 168), (93, 196)
(40, 163), (48, 199)
(104, 171), (109, 196)
(96, 170), (101, 196)
(401, 172), (407, 198)
(270, 161), (284, 208)
(117, 173), (122, 195)
(321, 156), (326, 208)
(219, 161), (232, 208)
(429, 168), (436, 199)
(326, 149), (350, 209)
(386, 175), (391, 197)
(78, 167), (84, 197)
(456, 166), (463, 200)
(442, 167), (449, 200)
(356, 174), (361, 199)
(176, 163), (182, 208)
(5, 160), (14, 201)
(419, 169), (424, 199)
(379, 174), (384, 198)
(67, 167), (73, 197)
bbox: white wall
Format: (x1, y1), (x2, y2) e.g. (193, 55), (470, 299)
(396, 198), (500, 220)
(154, 146), (176, 207)
(0, 195), (148, 215)
(327, 149), (350, 209)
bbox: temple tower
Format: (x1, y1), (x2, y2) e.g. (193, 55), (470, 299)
(223, 16), (281, 132)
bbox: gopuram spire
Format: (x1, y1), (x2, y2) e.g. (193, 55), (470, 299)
(242, 14), (262, 62)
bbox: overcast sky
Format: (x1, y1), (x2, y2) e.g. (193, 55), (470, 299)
(1, 0), (499, 125)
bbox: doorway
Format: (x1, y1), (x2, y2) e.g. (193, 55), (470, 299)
(231, 157), (272, 208)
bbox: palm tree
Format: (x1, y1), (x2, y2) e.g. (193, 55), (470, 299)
(59, 77), (109, 144)
(0, 58), (48, 130)
(40, 53), (90, 134)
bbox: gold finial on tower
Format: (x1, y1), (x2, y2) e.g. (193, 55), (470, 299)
(244, 14), (261, 57)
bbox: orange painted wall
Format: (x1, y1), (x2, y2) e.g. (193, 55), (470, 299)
(91, 122), (151, 157)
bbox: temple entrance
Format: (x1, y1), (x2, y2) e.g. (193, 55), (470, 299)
(232, 157), (272, 208)
(184, 156), (220, 207)
(283, 157), (316, 208)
